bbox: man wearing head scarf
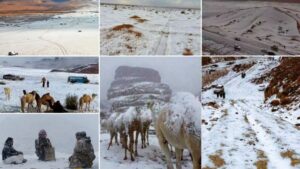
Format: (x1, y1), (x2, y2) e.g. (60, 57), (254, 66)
(35, 129), (55, 161)
(69, 131), (96, 168)
(2, 137), (27, 164)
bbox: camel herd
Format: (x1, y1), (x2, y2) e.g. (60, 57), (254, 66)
(2, 87), (97, 113)
(105, 107), (152, 161)
(104, 95), (201, 169)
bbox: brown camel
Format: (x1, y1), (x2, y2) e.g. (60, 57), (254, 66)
(21, 91), (37, 112)
(141, 120), (151, 149)
(79, 93), (97, 111)
(37, 93), (55, 112)
(120, 119), (141, 161)
(148, 102), (201, 169)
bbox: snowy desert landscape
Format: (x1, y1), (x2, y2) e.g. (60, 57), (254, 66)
(100, 57), (201, 169)
(0, 57), (99, 113)
(0, 0), (98, 55)
(203, 0), (300, 55)
(202, 56), (300, 168)
(100, 3), (201, 55)
(0, 114), (99, 169)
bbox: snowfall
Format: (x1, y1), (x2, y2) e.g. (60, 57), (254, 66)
(0, 66), (99, 113)
(100, 92), (201, 169)
(0, 0), (98, 56)
(0, 114), (99, 169)
(100, 4), (201, 55)
(202, 58), (300, 168)
(203, 0), (300, 55)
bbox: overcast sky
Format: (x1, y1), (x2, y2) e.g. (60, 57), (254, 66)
(101, 0), (200, 8)
(100, 57), (201, 100)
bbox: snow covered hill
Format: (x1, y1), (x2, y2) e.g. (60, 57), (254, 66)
(0, 114), (99, 169)
(100, 4), (200, 55)
(202, 57), (300, 169)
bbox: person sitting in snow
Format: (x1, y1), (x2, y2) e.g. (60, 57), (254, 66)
(69, 131), (95, 168)
(2, 137), (27, 164)
(35, 129), (55, 161)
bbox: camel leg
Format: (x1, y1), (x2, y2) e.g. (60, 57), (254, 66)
(129, 131), (135, 161)
(175, 148), (183, 169)
(141, 127), (145, 149)
(27, 103), (31, 112)
(135, 130), (139, 156)
(191, 148), (201, 169)
(158, 139), (174, 169)
(123, 134), (128, 160)
(187, 137), (201, 169)
(115, 132), (119, 146)
(107, 131), (114, 150)
(146, 127), (149, 146)
(124, 147), (128, 160)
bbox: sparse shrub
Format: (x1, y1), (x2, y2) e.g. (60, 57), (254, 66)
(183, 48), (193, 55)
(280, 97), (292, 105)
(271, 45), (278, 52)
(203, 69), (230, 87)
(270, 99), (280, 106)
(65, 94), (78, 110)
(202, 57), (212, 65)
(112, 24), (134, 31)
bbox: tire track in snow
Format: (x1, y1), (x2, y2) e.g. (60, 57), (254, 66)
(38, 30), (68, 55)
(237, 101), (295, 169)
(154, 19), (170, 55)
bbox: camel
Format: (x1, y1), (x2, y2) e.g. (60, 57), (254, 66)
(135, 107), (152, 149)
(120, 119), (141, 161)
(140, 120), (151, 149)
(79, 94), (97, 112)
(4, 87), (11, 101)
(21, 91), (37, 112)
(148, 102), (201, 169)
(106, 113), (120, 150)
(37, 93), (55, 112)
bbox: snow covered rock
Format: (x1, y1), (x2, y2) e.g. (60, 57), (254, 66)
(107, 66), (172, 112)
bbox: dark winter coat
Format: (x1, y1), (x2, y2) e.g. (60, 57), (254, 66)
(2, 139), (22, 160)
(35, 138), (52, 160)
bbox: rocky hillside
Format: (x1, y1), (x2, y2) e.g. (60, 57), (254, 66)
(107, 66), (172, 112)
(264, 57), (300, 108)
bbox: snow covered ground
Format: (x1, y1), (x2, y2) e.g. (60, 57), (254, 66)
(100, 4), (201, 55)
(202, 58), (300, 168)
(100, 132), (194, 169)
(0, 114), (99, 169)
(0, 66), (99, 112)
(0, 1), (98, 56)
(203, 0), (300, 55)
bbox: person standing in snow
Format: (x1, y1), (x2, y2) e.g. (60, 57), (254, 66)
(69, 131), (95, 168)
(35, 129), (55, 161)
(47, 80), (50, 88)
(41, 77), (46, 88)
(2, 137), (27, 164)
